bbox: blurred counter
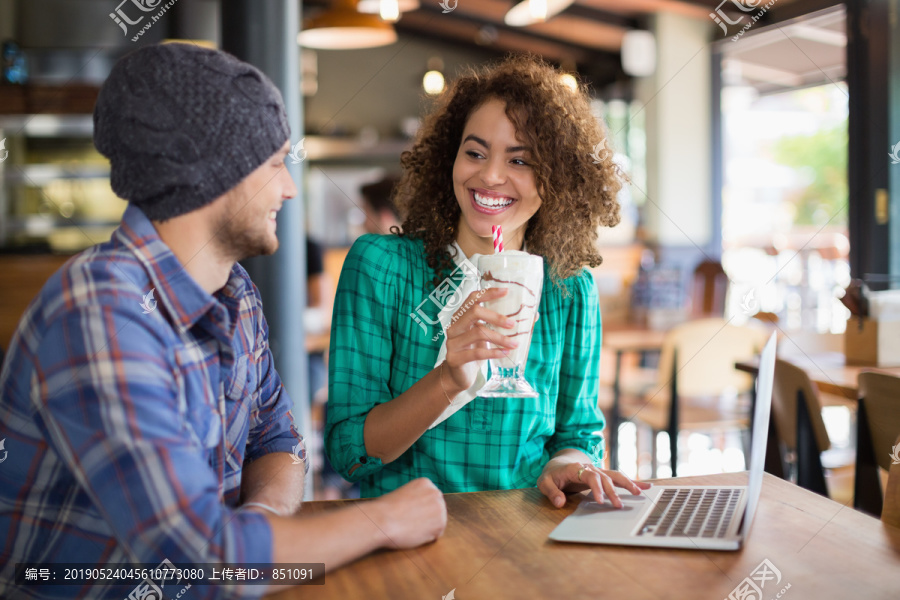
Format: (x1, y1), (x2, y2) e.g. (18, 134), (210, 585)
(0, 252), (71, 351)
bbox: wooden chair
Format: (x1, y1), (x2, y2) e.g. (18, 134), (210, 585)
(884, 435), (900, 528)
(691, 260), (728, 317)
(751, 311), (779, 324)
(621, 318), (769, 476)
(854, 372), (900, 516)
(770, 359), (834, 497)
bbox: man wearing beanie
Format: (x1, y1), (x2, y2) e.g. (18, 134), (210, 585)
(0, 43), (446, 599)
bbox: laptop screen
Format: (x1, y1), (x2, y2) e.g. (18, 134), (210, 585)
(739, 332), (777, 539)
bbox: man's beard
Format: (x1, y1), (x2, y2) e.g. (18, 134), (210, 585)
(214, 205), (279, 262)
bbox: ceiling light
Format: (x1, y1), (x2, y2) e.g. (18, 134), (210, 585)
(379, 0), (399, 22)
(423, 70), (445, 95)
(423, 57), (446, 95)
(504, 0), (574, 27)
(298, 0), (398, 50)
(356, 0), (420, 16)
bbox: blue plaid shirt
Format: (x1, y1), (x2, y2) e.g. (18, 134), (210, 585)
(0, 205), (305, 599)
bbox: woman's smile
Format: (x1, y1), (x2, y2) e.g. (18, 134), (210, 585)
(470, 188), (518, 214)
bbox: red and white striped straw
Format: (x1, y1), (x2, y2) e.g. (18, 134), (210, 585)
(492, 225), (504, 253)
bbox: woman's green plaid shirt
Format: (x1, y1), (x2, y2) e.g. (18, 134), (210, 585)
(326, 234), (606, 498)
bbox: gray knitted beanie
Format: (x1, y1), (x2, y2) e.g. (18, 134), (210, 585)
(94, 43), (290, 221)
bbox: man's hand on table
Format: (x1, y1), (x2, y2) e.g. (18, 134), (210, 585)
(253, 477), (446, 580)
(538, 452), (652, 509)
(364, 478), (448, 548)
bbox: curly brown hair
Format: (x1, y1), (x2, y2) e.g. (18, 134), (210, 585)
(394, 54), (622, 291)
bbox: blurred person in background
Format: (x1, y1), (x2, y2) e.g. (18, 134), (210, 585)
(361, 176), (402, 235)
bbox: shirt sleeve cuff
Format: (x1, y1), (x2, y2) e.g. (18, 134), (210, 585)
(549, 440), (605, 467)
(343, 418), (384, 482)
(248, 434), (309, 474)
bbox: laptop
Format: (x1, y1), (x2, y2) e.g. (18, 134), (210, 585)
(548, 332), (777, 551)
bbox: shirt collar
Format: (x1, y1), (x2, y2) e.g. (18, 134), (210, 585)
(115, 204), (243, 335)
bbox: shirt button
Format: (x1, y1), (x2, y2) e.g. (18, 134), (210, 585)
(359, 457), (367, 464)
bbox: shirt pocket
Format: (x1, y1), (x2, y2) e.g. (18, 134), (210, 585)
(173, 345), (223, 451)
(225, 351), (261, 413)
(223, 350), (261, 471)
(226, 330), (266, 405)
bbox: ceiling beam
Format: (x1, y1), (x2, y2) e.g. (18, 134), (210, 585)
(414, 3), (622, 57)
(576, 0), (711, 20)
(392, 22), (510, 60)
(526, 15), (627, 52)
(440, 0), (641, 30)
(566, 2), (642, 29)
(396, 10), (597, 64)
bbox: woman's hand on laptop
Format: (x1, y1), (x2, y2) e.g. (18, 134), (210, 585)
(537, 452), (652, 509)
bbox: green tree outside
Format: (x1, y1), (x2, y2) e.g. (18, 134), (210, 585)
(772, 120), (848, 227)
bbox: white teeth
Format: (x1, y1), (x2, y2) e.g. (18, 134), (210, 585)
(474, 192), (514, 209)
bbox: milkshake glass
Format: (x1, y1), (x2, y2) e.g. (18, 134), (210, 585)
(476, 251), (543, 398)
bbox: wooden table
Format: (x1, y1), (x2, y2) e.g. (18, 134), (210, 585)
(602, 327), (667, 470)
(602, 327), (667, 354)
(265, 473), (900, 599)
(735, 351), (900, 400)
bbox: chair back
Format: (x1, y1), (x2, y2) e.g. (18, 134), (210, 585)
(772, 359), (831, 453)
(858, 372), (900, 471)
(884, 436), (900, 528)
(691, 260), (728, 317)
(752, 312), (779, 324)
(656, 318), (767, 398)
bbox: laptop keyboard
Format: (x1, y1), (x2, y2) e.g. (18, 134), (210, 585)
(637, 488), (742, 538)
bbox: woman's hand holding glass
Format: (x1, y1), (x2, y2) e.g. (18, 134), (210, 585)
(442, 288), (519, 394)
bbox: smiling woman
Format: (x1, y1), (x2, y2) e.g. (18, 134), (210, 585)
(325, 55), (650, 508)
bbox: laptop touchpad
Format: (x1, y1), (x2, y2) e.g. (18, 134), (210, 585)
(578, 493), (647, 514)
